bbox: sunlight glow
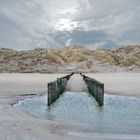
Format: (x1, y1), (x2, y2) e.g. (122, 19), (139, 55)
(56, 18), (78, 31)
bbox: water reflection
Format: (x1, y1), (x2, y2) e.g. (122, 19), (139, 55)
(17, 92), (140, 135)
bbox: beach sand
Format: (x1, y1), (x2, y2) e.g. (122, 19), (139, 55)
(0, 73), (140, 140)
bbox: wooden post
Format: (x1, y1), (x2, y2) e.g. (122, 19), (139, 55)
(48, 81), (57, 106)
(47, 73), (73, 106)
(81, 74), (104, 106)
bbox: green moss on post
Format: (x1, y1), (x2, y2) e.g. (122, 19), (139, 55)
(82, 74), (104, 106)
(48, 81), (57, 106)
(47, 73), (74, 106)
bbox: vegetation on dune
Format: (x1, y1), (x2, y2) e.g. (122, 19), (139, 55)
(0, 45), (139, 73)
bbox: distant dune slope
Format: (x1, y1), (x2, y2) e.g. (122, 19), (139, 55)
(0, 45), (140, 73)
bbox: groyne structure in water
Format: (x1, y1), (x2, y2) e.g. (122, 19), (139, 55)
(80, 73), (104, 106)
(47, 73), (74, 106)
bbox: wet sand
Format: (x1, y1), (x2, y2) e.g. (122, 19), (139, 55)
(0, 73), (140, 140)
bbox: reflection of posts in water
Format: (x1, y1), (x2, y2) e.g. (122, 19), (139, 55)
(81, 73), (104, 106)
(47, 73), (74, 106)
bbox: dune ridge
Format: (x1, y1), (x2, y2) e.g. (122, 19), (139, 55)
(0, 45), (140, 73)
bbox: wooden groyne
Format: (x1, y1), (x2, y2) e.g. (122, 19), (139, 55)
(48, 73), (74, 106)
(80, 73), (104, 106)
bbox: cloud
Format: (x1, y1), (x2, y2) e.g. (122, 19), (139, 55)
(74, 0), (140, 47)
(0, 0), (140, 49)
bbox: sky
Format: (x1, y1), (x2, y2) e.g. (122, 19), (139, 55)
(0, 0), (140, 50)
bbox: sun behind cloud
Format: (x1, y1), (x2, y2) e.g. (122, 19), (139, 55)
(56, 19), (78, 31)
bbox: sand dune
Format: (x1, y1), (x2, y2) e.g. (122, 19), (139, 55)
(0, 45), (140, 73)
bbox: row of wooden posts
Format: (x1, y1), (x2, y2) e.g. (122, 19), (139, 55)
(80, 73), (104, 106)
(47, 73), (104, 106)
(47, 72), (74, 106)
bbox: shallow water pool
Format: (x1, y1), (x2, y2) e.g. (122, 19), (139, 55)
(17, 92), (140, 135)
